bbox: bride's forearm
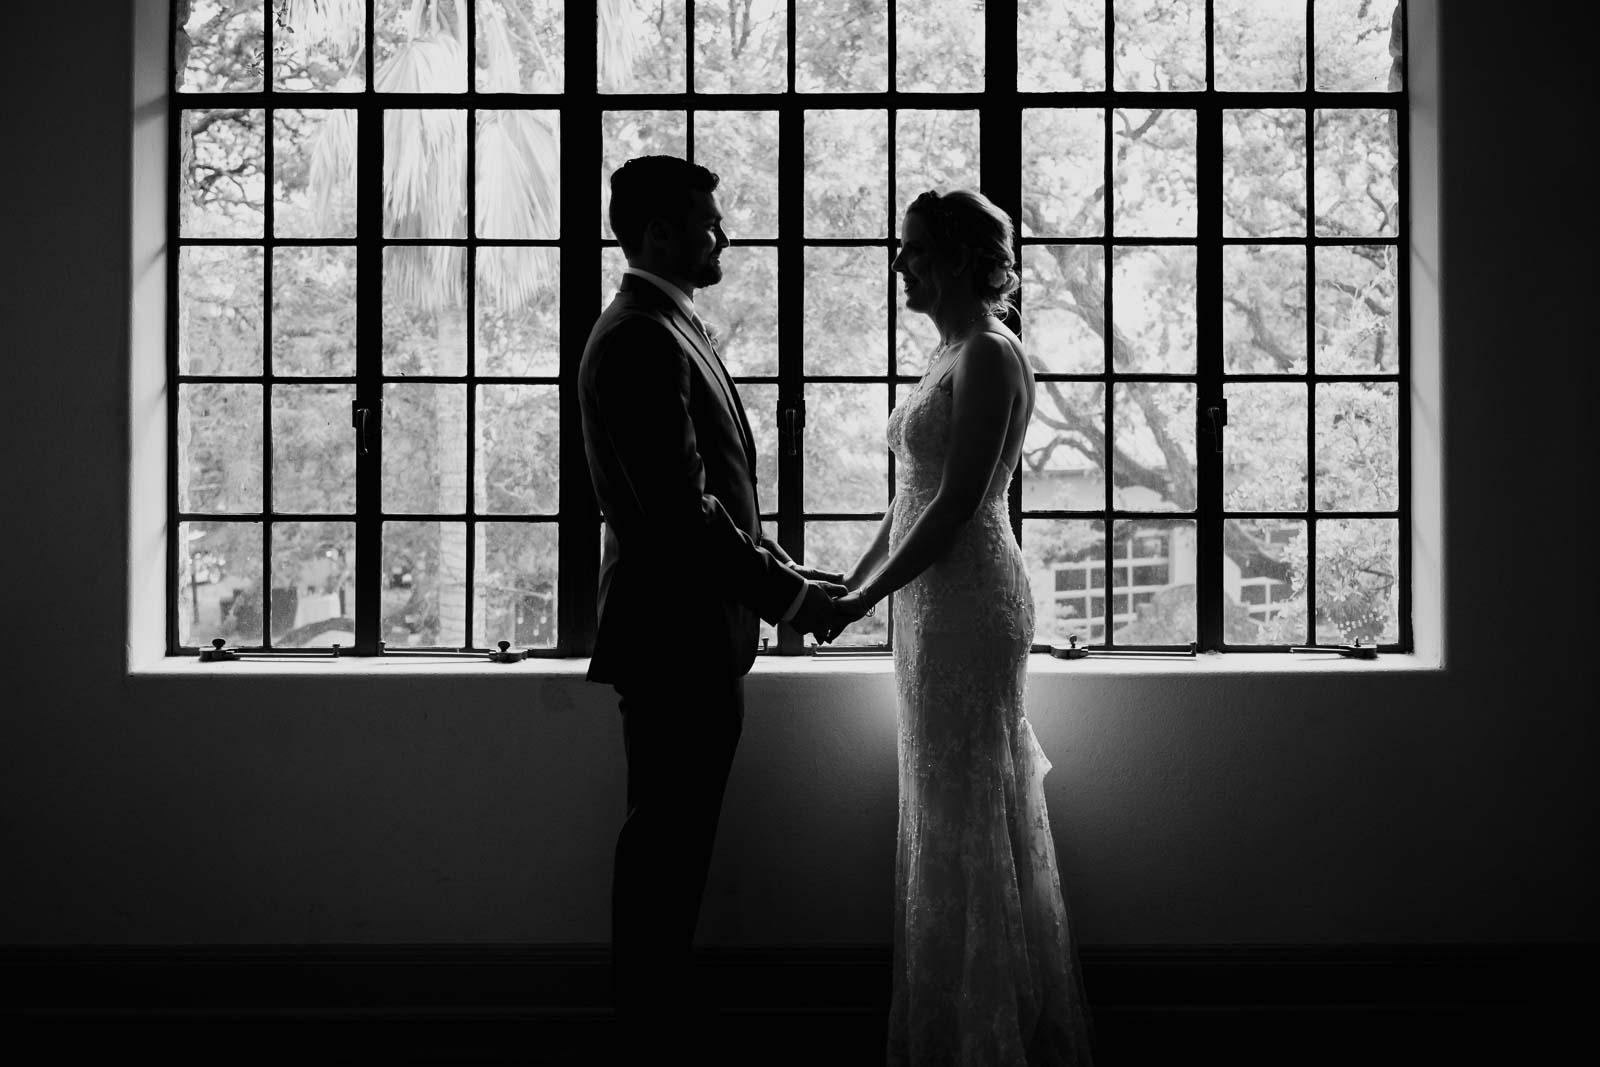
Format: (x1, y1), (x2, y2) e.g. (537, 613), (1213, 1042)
(845, 509), (896, 589)
(857, 498), (966, 606)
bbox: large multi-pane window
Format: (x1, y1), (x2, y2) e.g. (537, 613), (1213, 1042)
(170, 0), (1408, 657)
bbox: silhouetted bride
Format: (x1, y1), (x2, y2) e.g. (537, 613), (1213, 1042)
(829, 189), (1094, 1065)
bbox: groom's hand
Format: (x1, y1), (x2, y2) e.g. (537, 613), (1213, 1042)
(789, 564), (845, 585)
(788, 580), (849, 643)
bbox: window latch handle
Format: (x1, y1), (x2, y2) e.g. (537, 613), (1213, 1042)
(779, 397), (805, 457)
(352, 400), (382, 456)
(1204, 400), (1229, 454)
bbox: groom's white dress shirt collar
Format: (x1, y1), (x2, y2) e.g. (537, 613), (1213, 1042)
(618, 266), (809, 625)
(623, 266), (699, 323)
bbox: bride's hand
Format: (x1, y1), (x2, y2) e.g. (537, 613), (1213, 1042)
(823, 590), (875, 642)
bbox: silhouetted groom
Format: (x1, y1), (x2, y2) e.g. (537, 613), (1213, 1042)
(577, 155), (844, 1054)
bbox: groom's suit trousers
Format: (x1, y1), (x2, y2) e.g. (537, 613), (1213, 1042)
(611, 673), (744, 1049)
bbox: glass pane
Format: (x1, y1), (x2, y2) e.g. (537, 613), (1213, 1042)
(383, 520), (467, 647)
(1222, 109), (1306, 238)
(695, 0), (786, 93)
(698, 247), (780, 378)
(272, 384), (357, 513)
(1113, 0), (1204, 91)
(273, 247), (357, 376)
(1316, 245), (1398, 374)
(805, 110), (888, 238)
(475, 522), (558, 649)
(180, 246), (263, 376)
(1214, 0), (1306, 92)
(1023, 382), (1106, 511)
(802, 522), (890, 648)
(797, 0), (887, 92)
(477, 385), (559, 515)
(898, 0), (984, 92)
(270, 521), (356, 648)
(1022, 109), (1104, 238)
(384, 110), (467, 238)
(601, 0), (686, 92)
(478, 248), (560, 377)
(376, 0), (467, 92)
(177, 0), (264, 92)
(477, 110), (560, 239)
(694, 111), (780, 239)
(895, 110), (981, 228)
(601, 111), (688, 236)
(478, 0), (564, 92)
(1022, 245), (1103, 374)
(1019, 0), (1105, 92)
(179, 384), (262, 514)
(1314, 109), (1399, 238)
(384, 384), (468, 514)
(181, 109), (265, 238)
(1223, 383), (1307, 512)
(805, 247), (889, 375)
(1314, 518), (1399, 645)
(739, 383), (780, 515)
(1222, 245), (1306, 374)
(1315, 0), (1402, 92)
(896, 306), (941, 378)
(1113, 108), (1197, 237)
(274, 109), (358, 237)
(272, 0), (366, 92)
(601, 246), (629, 307)
(177, 521), (263, 648)
(1023, 519), (1105, 647)
(1108, 519), (1196, 645)
(806, 384), (888, 514)
(1113, 383), (1196, 512)
(1225, 518), (1307, 647)
(1112, 246), (1197, 374)
(1315, 382), (1398, 512)
(383, 246), (467, 375)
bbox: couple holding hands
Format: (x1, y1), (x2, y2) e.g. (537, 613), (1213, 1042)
(579, 155), (1093, 1065)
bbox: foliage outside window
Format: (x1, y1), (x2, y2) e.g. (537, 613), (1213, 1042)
(171, 0), (1408, 656)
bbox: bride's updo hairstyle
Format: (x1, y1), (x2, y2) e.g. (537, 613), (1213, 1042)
(907, 189), (1020, 314)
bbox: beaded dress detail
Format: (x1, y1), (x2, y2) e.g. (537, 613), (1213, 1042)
(884, 347), (1094, 1066)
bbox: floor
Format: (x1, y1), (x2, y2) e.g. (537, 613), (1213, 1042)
(9, 1004), (1562, 1066)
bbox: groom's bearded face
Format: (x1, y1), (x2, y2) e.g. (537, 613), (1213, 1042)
(669, 190), (729, 288)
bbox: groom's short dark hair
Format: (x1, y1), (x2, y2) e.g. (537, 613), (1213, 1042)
(608, 155), (721, 256)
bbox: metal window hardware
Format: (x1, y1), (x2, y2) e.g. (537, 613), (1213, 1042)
(351, 400), (381, 456)
(488, 641), (528, 663)
(199, 638), (341, 661)
(1049, 636), (1198, 659)
(1202, 400), (1228, 454)
(779, 398), (805, 457)
(1290, 639), (1379, 659)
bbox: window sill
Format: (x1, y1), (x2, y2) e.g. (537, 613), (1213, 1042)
(128, 650), (1441, 679)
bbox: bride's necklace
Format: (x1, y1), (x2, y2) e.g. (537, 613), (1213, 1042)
(934, 311), (992, 353)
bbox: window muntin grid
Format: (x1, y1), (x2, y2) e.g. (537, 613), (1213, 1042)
(169, 1), (1409, 657)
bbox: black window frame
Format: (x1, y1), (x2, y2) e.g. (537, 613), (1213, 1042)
(167, 0), (1411, 658)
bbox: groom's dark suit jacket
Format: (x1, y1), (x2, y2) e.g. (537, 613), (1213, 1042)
(578, 275), (804, 688)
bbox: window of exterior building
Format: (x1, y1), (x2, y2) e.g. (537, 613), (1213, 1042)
(170, 0), (1409, 656)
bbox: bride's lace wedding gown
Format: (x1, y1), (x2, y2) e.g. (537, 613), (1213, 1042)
(884, 348), (1094, 1066)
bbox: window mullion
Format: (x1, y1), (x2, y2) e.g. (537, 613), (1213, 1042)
(354, 93), (385, 656)
(776, 103), (805, 655)
(560, 0), (602, 657)
(1196, 103), (1224, 652)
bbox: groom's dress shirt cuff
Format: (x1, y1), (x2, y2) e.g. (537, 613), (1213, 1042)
(780, 580), (807, 623)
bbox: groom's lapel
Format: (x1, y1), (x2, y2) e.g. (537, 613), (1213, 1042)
(618, 277), (758, 469)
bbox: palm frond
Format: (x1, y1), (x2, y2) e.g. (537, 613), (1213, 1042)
(597, 0), (639, 91)
(308, 107), (358, 231)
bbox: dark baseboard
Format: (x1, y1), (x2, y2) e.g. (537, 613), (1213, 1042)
(1, 942), (1590, 1065)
